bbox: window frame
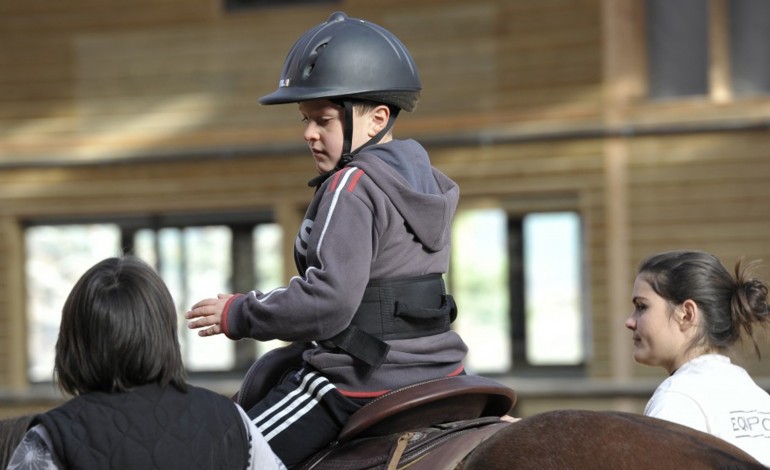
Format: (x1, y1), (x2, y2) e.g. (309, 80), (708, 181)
(450, 197), (589, 378)
(23, 210), (278, 383)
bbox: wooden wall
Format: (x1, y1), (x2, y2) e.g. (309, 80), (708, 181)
(2, 0), (770, 415)
(0, 0), (602, 165)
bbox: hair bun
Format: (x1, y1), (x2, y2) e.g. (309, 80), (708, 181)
(742, 279), (769, 319)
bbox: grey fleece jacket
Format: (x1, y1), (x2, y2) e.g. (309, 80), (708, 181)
(222, 139), (468, 395)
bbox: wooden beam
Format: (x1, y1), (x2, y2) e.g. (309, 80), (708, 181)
(710, 0), (732, 103)
(601, 0), (639, 386)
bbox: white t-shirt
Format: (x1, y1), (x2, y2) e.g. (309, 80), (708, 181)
(645, 354), (770, 467)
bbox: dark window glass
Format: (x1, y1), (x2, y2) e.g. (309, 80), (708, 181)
(729, 0), (770, 96)
(646, 0), (709, 99)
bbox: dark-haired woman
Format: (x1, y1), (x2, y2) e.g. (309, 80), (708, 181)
(626, 250), (770, 466)
(7, 256), (285, 470)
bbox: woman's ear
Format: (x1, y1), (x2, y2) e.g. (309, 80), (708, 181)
(368, 104), (391, 136)
(678, 299), (699, 331)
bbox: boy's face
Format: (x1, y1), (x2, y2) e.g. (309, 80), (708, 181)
(299, 99), (382, 174)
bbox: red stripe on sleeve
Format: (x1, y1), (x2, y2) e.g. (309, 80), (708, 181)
(347, 169), (365, 192)
(329, 170), (345, 192)
(220, 293), (243, 339)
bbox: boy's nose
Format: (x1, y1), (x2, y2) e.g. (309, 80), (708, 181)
(303, 124), (319, 142)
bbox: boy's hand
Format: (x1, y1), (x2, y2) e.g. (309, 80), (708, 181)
(185, 293), (233, 337)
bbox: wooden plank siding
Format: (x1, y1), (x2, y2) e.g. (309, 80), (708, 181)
(0, 0), (603, 164)
(2, 0), (770, 414)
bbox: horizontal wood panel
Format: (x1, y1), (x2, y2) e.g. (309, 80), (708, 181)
(0, 0), (604, 164)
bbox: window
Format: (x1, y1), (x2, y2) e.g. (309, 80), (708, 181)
(520, 213), (584, 366)
(450, 209), (510, 373)
(645, 0), (770, 100)
(24, 213), (282, 382)
(26, 225), (121, 382)
(645, 0), (709, 99)
(450, 208), (585, 374)
(729, 0), (770, 96)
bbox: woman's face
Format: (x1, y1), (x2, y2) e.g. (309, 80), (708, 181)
(625, 276), (690, 374)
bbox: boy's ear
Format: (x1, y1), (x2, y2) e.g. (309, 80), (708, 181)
(369, 104), (391, 136)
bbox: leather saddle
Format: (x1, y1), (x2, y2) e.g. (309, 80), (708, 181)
(336, 374), (516, 443)
(298, 374), (517, 470)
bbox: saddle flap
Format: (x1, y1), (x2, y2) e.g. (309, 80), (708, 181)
(300, 418), (510, 470)
(338, 375), (516, 443)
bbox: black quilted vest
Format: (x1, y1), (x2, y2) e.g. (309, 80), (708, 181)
(34, 383), (250, 470)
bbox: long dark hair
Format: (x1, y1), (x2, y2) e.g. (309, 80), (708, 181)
(55, 256), (187, 395)
(637, 250), (770, 357)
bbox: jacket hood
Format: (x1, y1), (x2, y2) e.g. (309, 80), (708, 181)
(350, 139), (458, 252)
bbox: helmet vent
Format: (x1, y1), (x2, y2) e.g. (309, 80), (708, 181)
(304, 42), (328, 79)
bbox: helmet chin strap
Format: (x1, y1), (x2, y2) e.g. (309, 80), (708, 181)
(308, 100), (400, 188)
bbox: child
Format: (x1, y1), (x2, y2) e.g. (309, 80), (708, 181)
(186, 11), (468, 467)
(626, 250), (770, 466)
(7, 256), (285, 470)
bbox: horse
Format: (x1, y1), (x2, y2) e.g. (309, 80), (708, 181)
(462, 409), (766, 470)
(235, 344), (766, 469)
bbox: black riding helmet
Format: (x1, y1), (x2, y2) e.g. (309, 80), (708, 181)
(259, 12), (422, 186)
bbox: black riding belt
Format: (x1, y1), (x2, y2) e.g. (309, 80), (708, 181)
(320, 274), (457, 369)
